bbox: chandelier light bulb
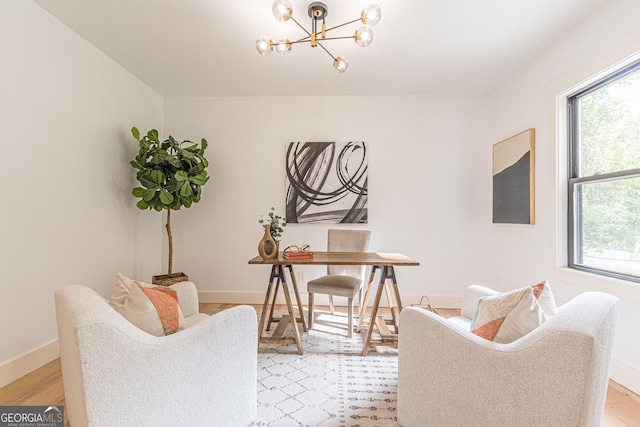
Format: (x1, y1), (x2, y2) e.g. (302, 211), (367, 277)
(256, 35), (273, 56)
(333, 57), (349, 73)
(272, 0), (293, 22)
(355, 27), (373, 47)
(361, 4), (381, 26)
(275, 38), (292, 55)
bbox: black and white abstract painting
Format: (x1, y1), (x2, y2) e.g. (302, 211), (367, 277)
(492, 129), (535, 224)
(285, 141), (368, 223)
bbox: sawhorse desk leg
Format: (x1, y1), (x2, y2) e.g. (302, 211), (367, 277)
(361, 266), (403, 357)
(258, 265), (304, 355)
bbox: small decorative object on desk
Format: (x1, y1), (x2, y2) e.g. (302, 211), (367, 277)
(258, 224), (278, 259)
(258, 207), (286, 260)
(412, 295), (441, 316)
(283, 245), (313, 259)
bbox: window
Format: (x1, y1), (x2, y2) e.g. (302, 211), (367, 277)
(568, 60), (640, 282)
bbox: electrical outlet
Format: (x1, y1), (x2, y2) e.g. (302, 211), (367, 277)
(297, 271), (306, 283)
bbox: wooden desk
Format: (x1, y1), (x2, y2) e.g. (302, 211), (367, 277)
(248, 252), (419, 356)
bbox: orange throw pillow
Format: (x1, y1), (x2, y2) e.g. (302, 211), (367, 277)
(138, 284), (183, 335)
(119, 282), (186, 336)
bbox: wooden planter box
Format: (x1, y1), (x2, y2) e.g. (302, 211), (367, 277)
(152, 272), (189, 286)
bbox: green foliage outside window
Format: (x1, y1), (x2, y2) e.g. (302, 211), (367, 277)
(578, 70), (640, 258)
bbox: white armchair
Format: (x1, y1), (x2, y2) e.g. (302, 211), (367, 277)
(55, 283), (257, 427)
(398, 286), (619, 427)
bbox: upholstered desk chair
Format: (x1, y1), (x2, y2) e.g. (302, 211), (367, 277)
(307, 229), (371, 337)
(397, 287), (619, 427)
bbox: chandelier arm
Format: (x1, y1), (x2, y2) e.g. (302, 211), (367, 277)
(323, 18), (362, 33)
(317, 36), (356, 41)
(290, 16), (312, 36)
(316, 41), (337, 61)
(289, 38), (312, 45)
(290, 35), (354, 45)
(289, 15), (361, 41)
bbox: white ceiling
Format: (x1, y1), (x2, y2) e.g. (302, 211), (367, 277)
(33, 0), (608, 97)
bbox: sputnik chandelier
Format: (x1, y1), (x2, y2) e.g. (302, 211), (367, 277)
(256, 1), (382, 73)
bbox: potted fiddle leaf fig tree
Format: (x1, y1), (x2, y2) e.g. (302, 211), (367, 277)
(130, 127), (210, 285)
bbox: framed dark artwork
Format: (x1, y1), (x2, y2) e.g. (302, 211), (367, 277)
(285, 141), (368, 223)
(492, 129), (535, 224)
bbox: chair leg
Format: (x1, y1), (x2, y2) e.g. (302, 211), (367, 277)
(329, 294), (335, 314)
(308, 292), (315, 330)
(347, 297), (353, 338)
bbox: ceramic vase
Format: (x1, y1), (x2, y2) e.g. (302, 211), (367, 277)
(258, 224), (279, 259)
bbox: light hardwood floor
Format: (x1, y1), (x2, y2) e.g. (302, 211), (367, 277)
(1, 304), (639, 426)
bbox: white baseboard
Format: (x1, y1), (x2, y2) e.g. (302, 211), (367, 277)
(198, 291), (279, 305)
(404, 295), (461, 309)
(610, 357), (640, 396)
(198, 290), (461, 309)
(0, 340), (59, 389)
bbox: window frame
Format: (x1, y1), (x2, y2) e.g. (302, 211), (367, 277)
(567, 59), (640, 283)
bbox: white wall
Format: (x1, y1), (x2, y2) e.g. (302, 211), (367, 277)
(0, 0), (163, 386)
(488, 0), (640, 393)
(162, 95), (492, 307)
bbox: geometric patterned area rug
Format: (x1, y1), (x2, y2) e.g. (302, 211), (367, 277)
(209, 309), (399, 426)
